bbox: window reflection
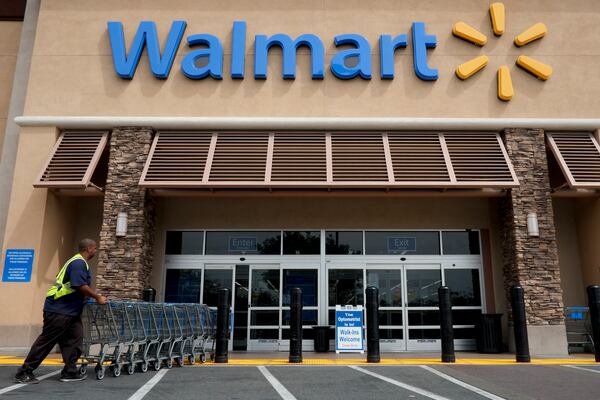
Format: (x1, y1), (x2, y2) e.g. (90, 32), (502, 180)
(165, 231), (203, 255)
(251, 269), (280, 307)
(328, 269), (364, 306)
(282, 269), (318, 306)
(365, 231), (440, 255)
(325, 231), (363, 255)
(444, 269), (481, 306)
(283, 231), (320, 255)
(205, 231), (281, 255)
(442, 231), (480, 255)
(164, 269), (201, 303)
(366, 270), (402, 307)
(406, 269), (441, 307)
(202, 269), (233, 307)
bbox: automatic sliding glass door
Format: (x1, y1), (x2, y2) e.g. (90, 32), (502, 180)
(280, 268), (319, 350)
(366, 268), (404, 351)
(327, 268), (364, 326)
(201, 265), (235, 349)
(405, 265), (442, 351)
(247, 265), (320, 351)
(248, 266), (280, 350)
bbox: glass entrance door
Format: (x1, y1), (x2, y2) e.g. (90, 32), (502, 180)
(404, 264), (442, 351)
(247, 265), (320, 351)
(248, 265), (280, 350)
(201, 265), (235, 349)
(366, 268), (404, 351)
(364, 264), (442, 351)
(280, 268), (319, 351)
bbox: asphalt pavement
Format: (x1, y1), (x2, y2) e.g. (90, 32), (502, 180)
(1, 364), (599, 400)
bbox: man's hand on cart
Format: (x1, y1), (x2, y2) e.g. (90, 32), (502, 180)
(78, 284), (107, 304)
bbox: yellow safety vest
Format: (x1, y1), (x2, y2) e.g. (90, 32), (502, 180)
(46, 253), (89, 300)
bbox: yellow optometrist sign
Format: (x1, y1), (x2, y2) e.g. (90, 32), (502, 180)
(452, 2), (552, 101)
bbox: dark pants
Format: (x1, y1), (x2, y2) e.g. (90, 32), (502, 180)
(19, 311), (83, 376)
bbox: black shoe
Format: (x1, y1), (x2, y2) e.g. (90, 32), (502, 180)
(14, 371), (39, 384)
(59, 372), (87, 382)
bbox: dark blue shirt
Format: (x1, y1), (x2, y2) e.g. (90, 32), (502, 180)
(44, 258), (91, 316)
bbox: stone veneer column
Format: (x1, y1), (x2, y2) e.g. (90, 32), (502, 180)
(96, 127), (155, 300)
(500, 128), (568, 355)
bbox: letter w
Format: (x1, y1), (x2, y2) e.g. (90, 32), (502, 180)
(108, 21), (186, 79)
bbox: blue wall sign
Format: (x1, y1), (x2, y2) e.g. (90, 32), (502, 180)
(2, 249), (34, 283)
(107, 20), (438, 81)
(228, 237), (257, 252)
(335, 305), (364, 353)
(387, 237), (416, 253)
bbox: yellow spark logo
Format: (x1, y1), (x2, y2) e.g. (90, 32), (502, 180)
(452, 2), (552, 101)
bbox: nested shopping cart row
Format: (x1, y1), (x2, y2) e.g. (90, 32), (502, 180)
(80, 301), (216, 380)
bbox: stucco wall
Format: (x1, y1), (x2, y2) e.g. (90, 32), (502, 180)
(553, 198), (585, 307)
(575, 198), (600, 290)
(22, 0), (600, 118)
(0, 126), (104, 348)
(0, 21), (21, 156)
(0, 126), (72, 347)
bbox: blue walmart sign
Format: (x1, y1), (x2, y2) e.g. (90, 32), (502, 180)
(107, 20), (438, 81)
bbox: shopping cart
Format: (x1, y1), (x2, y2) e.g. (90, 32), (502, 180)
(136, 302), (160, 372)
(197, 306), (217, 362)
(153, 303), (173, 370)
(123, 302), (148, 374)
(172, 304), (195, 365)
(106, 302), (136, 377)
(564, 306), (595, 354)
(81, 301), (217, 377)
(190, 304), (215, 363)
(80, 301), (134, 379)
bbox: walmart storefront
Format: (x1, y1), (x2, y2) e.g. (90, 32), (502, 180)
(1, 0), (600, 355)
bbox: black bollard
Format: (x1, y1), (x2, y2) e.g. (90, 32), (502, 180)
(142, 287), (156, 302)
(215, 288), (230, 363)
(511, 286), (531, 363)
(366, 286), (380, 363)
(289, 288), (303, 363)
(586, 285), (600, 362)
(438, 286), (455, 363)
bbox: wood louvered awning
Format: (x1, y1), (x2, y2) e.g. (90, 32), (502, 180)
(34, 131), (109, 189)
(140, 131), (518, 189)
(547, 132), (600, 189)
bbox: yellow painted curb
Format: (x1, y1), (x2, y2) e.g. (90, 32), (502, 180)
(215, 358), (598, 366)
(0, 357), (596, 367)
